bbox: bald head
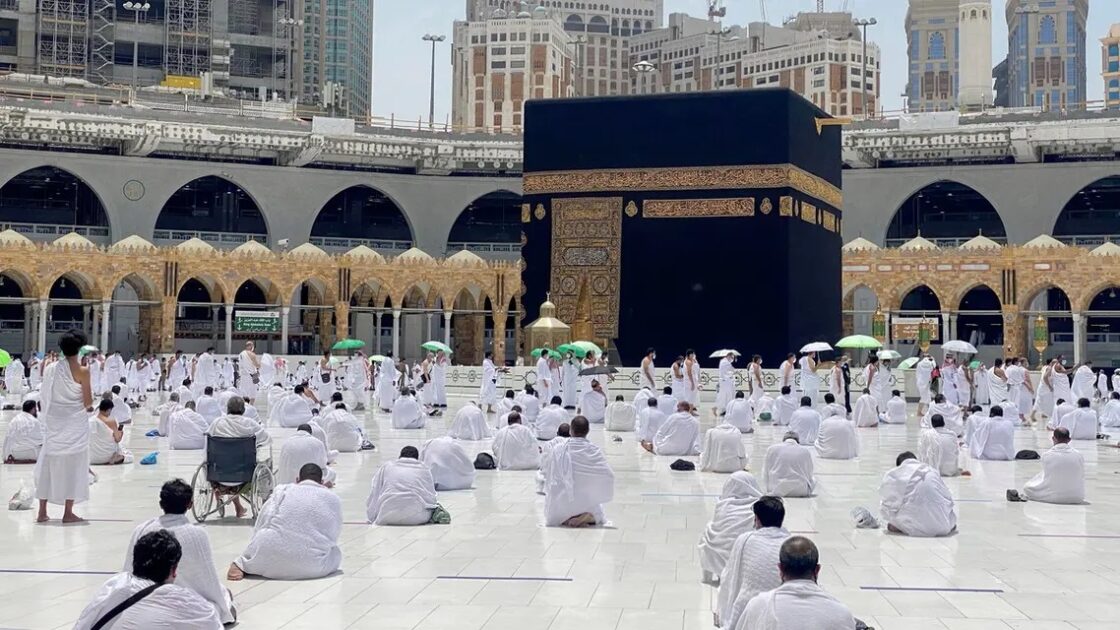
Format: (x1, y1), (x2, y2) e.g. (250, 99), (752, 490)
(778, 536), (820, 582)
(571, 416), (590, 438)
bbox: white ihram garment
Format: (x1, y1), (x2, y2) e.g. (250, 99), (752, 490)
(1022, 442), (1085, 504)
(1099, 399), (1120, 427)
(605, 401), (637, 431)
(763, 439), (816, 497)
(169, 409), (208, 450)
(738, 580), (855, 630)
(657, 393), (678, 418)
(276, 431), (336, 486)
(74, 572), (221, 630)
(716, 526), (791, 630)
(421, 436), (475, 490)
(923, 401), (963, 435)
(724, 398), (754, 433)
(814, 417), (859, 460)
(879, 458), (957, 537)
(636, 407), (667, 443)
(3, 412), (43, 461)
(123, 514), (235, 624)
(156, 401), (180, 437)
(492, 423), (541, 470)
(447, 404), (491, 440)
(88, 416), (129, 465)
(1071, 365), (1095, 401)
(390, 396), (425, 429)
(1059, 407), (1098, 440)
(918, 427), (962, 477)
(787, 408), (821, 444)
(915, 358), (935, 404)
(274, 394), (314, 429)
(366, 458), (438, 525)
(535, 404), (569, 440)
(969, 417), (1015, 461)
(852, 393), (881, 426)
(516, 392), (542, 424)
(479, 359), (498, 406)
(798, 356), (820, 407)
(697, 472), (763, 579)
(716, 358), (736, 410)
(699, 423), (747, 473)
(652, 411), (700, 456)
(34, 360), (90, 505)
(580, 390), (607, 423)
(543, 437), (614, 526)
(235, 480), (342, 579)
(195, 395), (222, 424)
(322, 408), (363, 453)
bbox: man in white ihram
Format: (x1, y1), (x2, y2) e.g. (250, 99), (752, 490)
(697, 472), (763, 583)
(1071, 361), (1096, 402)
(915, 354), (935, 417)
(321, 402), (364, 453)
(716, 496), (790, 630)
(421, 436), (475, 490)
(738, 536), (855, 630)
(642, 401), (700, 456)
(168, 401), (209, 451)
(391, 387), (425, 429)
(1059, 398), (1098, 440)
(228, 463), (342, 581)
(918, 414), (965, 477)
(715, 352), (736, 415)
(699, 421), (748, 473)
(798, 351), (820, 408)
(724, 391), (754, 433)
(814, 410), (859, 460)
(492, 412), (541, 470)
(35, 331), (94, 524)
(536, 396), (568, 440)
(75, 530), (221, 629)
(3, 399), (43, 463)
(1008, 427), (1085, 504)
(366, 446), (440, 526)
(880, 451), (957, 537)
(763, 433), (816, 497)
(273, 384), (315, 428)
(636, 397), (667, 444)
(448, 401), (491, 440)
(852, 388), (881, 427)
(377, 353), (399, 411)
(788, 396), (821, 444)
(773, 386), (797, 426)
(155, 392), (182, 437)
(237, 341), (260, 401)
(479, 351), (498, 413)
(969, 405), (1015, 461)
(923, 393), (963, 435)
(536, 351), (553, 403)
(123, 480), (235, 624)
(277, 424), (336, 487)
(543, 416), (614, 527)
(195, 387), (222, 424)
(605, 394), (637, 431)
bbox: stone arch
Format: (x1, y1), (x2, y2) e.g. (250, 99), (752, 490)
(230, 279), (271, 307)
(283, 275), (335, 307)
(1020, 282), (1074, 313)
(46, 271), (98, 325)
(955, 284), (1003, 346)
(950, 281), (1002, 313)
(841, 283), (880, 337)
(176, 275), (227, 305)
(44, 270), (99, 302)
(310, 184), (414, 250)
(895, 283), (943, 314)
(1075, 278), (1120, 314)
(1053, 175), (1120, 241)
(886, 180), (1006, 245)
(105, 271), (161, 303)
(350, 277), (392, 309)
(155, 175), (269, 243)
(0, 268), (38, 301)
(446, 190), (522, 251)
(0, 165), (112, 240)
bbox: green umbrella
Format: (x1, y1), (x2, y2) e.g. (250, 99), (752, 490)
(421, 340), (452, 354)
(835, 334), (883, 349)
(556, 343), (587, 358)
(530, 347), (555, 358)
(369, 354), (387, 364)
(0, 349), (10, 368)
(969, 360), (981, 369)
(570, 340), (603, 356)
(331, 339), (365, 351)
(78, 345), (99, 358)
(898, 357), (920, 369)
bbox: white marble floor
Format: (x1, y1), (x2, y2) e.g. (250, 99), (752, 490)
(1, 394), (1119, 630)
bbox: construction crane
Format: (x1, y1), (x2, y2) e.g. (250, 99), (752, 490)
(759, 0), (766, 23)
(707, 0), (726, 21)
(817, 0), (825, 11)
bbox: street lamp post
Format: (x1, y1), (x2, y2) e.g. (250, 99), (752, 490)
(854, 17), (877, 118)
(633, 60), (656, 93)
(122, 2), (151, 91)
(422, 34), (446, 129)
(575, 36), (587, 96)
(278, 17), (304, 103)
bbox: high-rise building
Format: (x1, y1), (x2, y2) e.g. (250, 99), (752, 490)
(905, 0), (961, 112)
(451, 10), (574, 132)
(1101, 24), (1120, 109)
(0, 1), (372, 118)
(628, 12), (879, 118)
(958, 0), (993, 110)
(1005, 0), (1088, 110)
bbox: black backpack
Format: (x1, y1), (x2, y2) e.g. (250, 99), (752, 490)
(1015, 449), (1040, 460)
(670, 459), (696, 471)
(474, 452), (496, 470)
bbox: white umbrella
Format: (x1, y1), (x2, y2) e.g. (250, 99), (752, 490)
(942, 340), (978, 354)
(800, 342), (833, 353)
(709, 349), (741, 358)
(877, 349), (902, 360)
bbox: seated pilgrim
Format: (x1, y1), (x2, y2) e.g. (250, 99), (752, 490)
(496, 389), (517, 416)
(605, 394), (637, 431)
(923, 394), (963, 435)
(643, 401), (700, 456)
(1059, 398), (1098, 440)
(492, 412), (541, 470)
(321, 402), (364, 453)
(632, 387), (653, 413)
(543, 416), (614, 527)
(228, 463), (343, 581)
(699, 422), (748, 473)
(515, 384), (541, 424)
(156, 392), (181, 437)
(123, 480), (236, 624)
(883, 389), (908, 425)
(536, 423), (570, 494)
(636, 397), (667, 444)
(89, 399), (131, 466)
(195, 387), (222, 424)
(918, 414), (964, 477)
(273, 385), (315, 429)
(697, 472), (764, 583)
(819, 393), (847, 420)
(851, 389), (880, 426)
(3, 400), (43, 463)
(1100, 391), (1120, 428)
(725, 391), (755, 433)
(716, 496), (790, 630)
(1050, 398), (1076, 431)
(657, 386), (679, 417)
(788, 397), (821, 444)
(579, 380), (608, 424)
(754, 393), (775, 422)
(763, 432), (816, 497)
(108, 386), (132, 426)
(390, 387), (426, 430)
(879, 451), (958, 537)
(420, 436), (475, 490)
(738, 537), (855, 630)
(206, 396), (270, 449)
(366, 446), (439, 526)
(962, 405), (986, 447)
(536, 396), (569, 440)
(1012, 427), (1085, 504)
(267, 383), (288, 414)
(969, 405), (1015, 461)
(75, 530), (222, 630)
(814, 413), (859, 460)
(168, 401), (209, 451)
(447, 401), (491, 440)
(277, 424), (336, 487)
(176, 379), (195, 405)
(773, 387), (797, 426)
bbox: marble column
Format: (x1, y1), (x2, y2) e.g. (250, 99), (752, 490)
(280, 306), (290, 355)
(1072, 312), (1086, 365)
(100, 300), (111, 351)
(443, 311), (452, 347)
(940, 311), (952, 343)
(37, 299), (48, 353)
(224, 305), (234, 354)
(392, 309), (401, 358)
(374, 311), (382, 354)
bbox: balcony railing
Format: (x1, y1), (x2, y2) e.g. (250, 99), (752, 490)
(309, 236), (412, 252)
(1052, 235), (1120, 247)
(152, 230), (267, 246)
(446, 242), (520, 254)
(1, 222), (111, 240)
(884, 235), (1009, 248)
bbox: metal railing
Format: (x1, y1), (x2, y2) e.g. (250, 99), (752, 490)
(1052, 235), (1120, 247)
(152, 230), (266, 245)
(309, 236), (412, 251)
(1, 222), (111, 239)
(884, 235), (1009, 248)
(0, 0), (19, 10)
(446, 242), (520, 254)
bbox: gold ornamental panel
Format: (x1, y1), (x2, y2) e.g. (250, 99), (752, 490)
(642, 197), (755, 219)
(549, 197), (622, 339)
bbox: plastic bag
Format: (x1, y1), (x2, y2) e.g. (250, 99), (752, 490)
(8, 480), (34, 511)
(850, 506), (880, 529)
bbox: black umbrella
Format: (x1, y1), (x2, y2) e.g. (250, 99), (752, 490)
(578, 365), (618, 377)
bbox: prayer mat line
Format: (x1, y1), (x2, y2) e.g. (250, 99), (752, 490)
(0, 568), (116, 575)
(860, 586), (1004, 593)
(1018, 533), (1120, 539)
(436, 575), (573, 582)
(640, 493), (721, 498)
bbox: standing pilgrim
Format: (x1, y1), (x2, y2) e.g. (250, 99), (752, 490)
(915, 354), (935, 416)
(799, 351), (820, 408)
(715, 352), (736, 415)
(988, 359), (1010, 406)
(1072, 361), (1096, 402)
(479, 351), (498, 413)
(377, 353), (399, 411)
(670, 356), (686, 401)
(778, 353), (796, 393)
(4, 354), (26, 397)
(748, 355), (765, 407)
(432, 350), (449, 408)
(536, 350), (553, 404)
(561, 351), (580, 410)
(828, 359), (844, 408)
(684, 350), (701, 407)
(640, 348), (657, 392)
(35, 331), (94, 524)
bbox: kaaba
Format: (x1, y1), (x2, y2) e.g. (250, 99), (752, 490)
(521, 89), (842, 367)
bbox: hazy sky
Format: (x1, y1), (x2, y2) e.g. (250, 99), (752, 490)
(373, 0), (1120, 122)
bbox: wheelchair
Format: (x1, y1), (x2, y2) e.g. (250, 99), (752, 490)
(190, 436), (275, 522)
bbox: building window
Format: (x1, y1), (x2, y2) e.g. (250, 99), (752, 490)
(928, 32), (946, 60)
(1111, 44), (1120, 56)
(1039, 15), (1057, 45)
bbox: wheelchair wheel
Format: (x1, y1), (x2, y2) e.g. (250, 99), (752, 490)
(249, 464), (275, 519)
(190, 462), (213, 523)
